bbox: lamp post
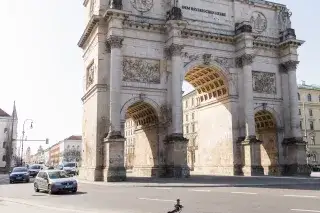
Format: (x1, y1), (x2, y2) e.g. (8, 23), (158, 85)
(21, 119), (33, 166)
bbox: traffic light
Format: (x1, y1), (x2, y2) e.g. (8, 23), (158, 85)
(45, 138), (49, 144)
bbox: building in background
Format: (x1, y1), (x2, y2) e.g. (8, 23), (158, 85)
(298, 81), (320, 165)
(49, 142), (60, 166)
(25, 147), (31, 165)
(124, 118), (135, 169)
(58, 135), (82, 165)
(0, 104), (18, 172)
(43, 147), (50, 165)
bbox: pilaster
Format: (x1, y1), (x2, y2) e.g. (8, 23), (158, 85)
(241, 136), (264, 176)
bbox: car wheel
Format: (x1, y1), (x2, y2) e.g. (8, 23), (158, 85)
(26, 179), (30, 183)
(9, 180), (13, 184)
(34, 183), (39, 192)
(48, 184), (53, 195)
(72, 188), (77, 193)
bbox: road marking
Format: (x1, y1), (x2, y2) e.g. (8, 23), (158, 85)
(291, 209), (320, 213)
(155, 187), (172, 190)
(284, 195), (318, 198)
(231, 192), (257, 195)
(138, 198), (175, 202)
(189, 189), (211, 192)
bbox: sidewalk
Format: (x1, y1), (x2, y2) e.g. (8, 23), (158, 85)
(76, 173), (320, 188)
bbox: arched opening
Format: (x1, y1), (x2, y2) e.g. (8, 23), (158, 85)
(182, 64), (235, 175)
(254, 110), (279, 175)
(124, 101), (160, 177)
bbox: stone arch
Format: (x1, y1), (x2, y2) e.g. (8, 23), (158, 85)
(253, 105), (283, 131)
(183, 59), (236, 96)
(120, 96), (161, 122)
(120, 96), (163, 177)
(254, 109), (280, 175)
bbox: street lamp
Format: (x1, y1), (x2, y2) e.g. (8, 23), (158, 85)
(21, 119), (34, 166)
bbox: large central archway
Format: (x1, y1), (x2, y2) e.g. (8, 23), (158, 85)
(124, 101), (162, 177)
(254, 110), (279, 175)
(183, 64), (238, 175)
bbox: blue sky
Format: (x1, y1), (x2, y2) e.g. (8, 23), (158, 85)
(0, 0), (318, 154)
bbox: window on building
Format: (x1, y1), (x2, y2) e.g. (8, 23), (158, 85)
(77, 145), (80, 150)
(186, 125), (189, 134)
(300, 120), (302, 129)
(185, 100), (188, 108)
(298, 93), (300, 101)
(309, 109), (313, 116)
(2, 142), (6, 148)
(319, 95), (320, 102)
(191, 98), (194, 106)
(310, 121), (314, 130)
(299, 109), (301, 115)
(3, 128), (7, 133)
(192, 124), (195, 132)
(67, 145), (70, 149)
(186, 114), (189, 122)
(192, 112), (195, 120)
(2, 155), (5, 161)
(308, 94), (312, 102)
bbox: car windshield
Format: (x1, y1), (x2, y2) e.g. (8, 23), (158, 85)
(48, 171), (69, 179)
(12, 167), (28, 172)
(30, 165), (40, 169)
(64, 163), (75, 167)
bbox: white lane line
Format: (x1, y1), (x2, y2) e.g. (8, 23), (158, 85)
(189, 189), (211, 192)
(291, 209), (320, 213)
(155, 187), (172, 190)
(231, 192), (257, 195)
(138, 198), (175, 202)
(284, 195), (318, 198)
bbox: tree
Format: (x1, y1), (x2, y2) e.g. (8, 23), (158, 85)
(62, 149), (81, 163)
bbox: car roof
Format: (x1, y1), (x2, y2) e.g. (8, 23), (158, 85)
(13, 167), (27, 169)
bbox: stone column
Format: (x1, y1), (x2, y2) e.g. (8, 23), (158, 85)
(106, 35), (123, 138)
(163, 44), (190, 178)
(282, 61), (310, 176)
(237, 54), (264, 176)
(284, 61), (301, 139)
(103, 35), (126, 182)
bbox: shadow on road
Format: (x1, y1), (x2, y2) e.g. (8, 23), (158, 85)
(122, 175), (320, 191)
(50, 191), (88, 196)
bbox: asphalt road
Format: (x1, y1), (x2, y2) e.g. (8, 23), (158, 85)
(0, 175), (320, 213)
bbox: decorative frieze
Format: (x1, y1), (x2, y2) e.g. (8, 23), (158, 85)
(130, 0), (153, 12)
(106, 36), (124, 49)
(122, 57), (161, 84)
(252, 71), (276, 94)
(214, 57), (234, 68)
(86, 62), (95, 89)
(250, 11), (267, 33)
(282, 61), (299, 71)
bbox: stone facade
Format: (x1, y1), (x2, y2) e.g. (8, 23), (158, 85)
(78, 0), (309, 181)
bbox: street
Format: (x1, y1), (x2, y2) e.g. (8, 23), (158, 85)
(1, 174), (320, 213)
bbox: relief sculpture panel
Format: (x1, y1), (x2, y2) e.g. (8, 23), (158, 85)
(252, 71), (276, 94)
(123, 57), (161, 84)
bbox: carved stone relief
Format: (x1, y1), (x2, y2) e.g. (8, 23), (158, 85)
(214, 57), (234, 68)
(159, 104), (172, 124)
(123, 57), (161, 84)
(278, 7), (292, 31)
(250, 11), (267, 33)
(203, 54), (212, 65)
(252, 71), (276, 94)
(86, 62), (95, 89)
(130, 0), (154, 12)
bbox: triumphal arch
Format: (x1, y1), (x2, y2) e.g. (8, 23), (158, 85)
(78, 0), (310, 181)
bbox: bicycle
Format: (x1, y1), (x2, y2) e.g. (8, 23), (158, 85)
(168, 199), (183, 213)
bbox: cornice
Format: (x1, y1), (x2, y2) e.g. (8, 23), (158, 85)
(181, 29), (234, 44)
(81, 84), (108, 102)
(235, 0), (286, 10)
(83, 0), (89, 7)
(103, 9), (131, 19)
(123, 21), (166, 33)
(279, 39), (305, 49)
(78, 15), (101, 48)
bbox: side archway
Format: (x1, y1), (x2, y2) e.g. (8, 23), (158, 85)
(254, 109), (280, 175)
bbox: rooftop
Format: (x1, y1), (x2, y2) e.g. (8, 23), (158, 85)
(0, 108), (10, 117)
(64, 135), (82, 141)
(298, 81), (320, 91)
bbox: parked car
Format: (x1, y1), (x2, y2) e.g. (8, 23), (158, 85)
(33, 170), (77, 194)
(28, 164), (44, 177)
(62, 162), (79, 176)
(9, 167), (30, 183)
